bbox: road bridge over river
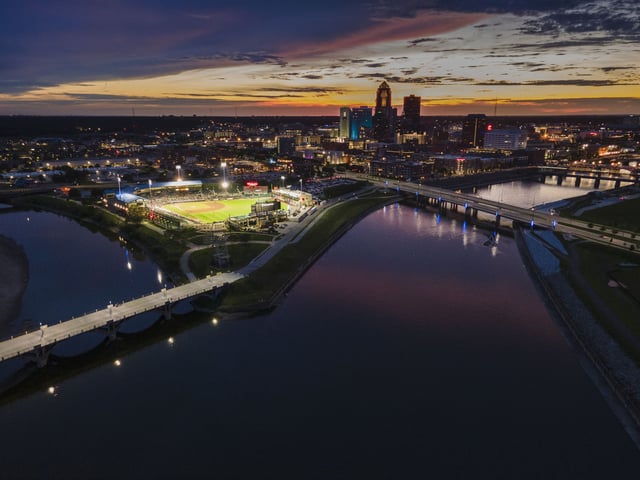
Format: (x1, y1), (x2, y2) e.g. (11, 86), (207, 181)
(0, 271), (243, 367)
(346, 173), (640, 252)
(2, 173), (638, 368)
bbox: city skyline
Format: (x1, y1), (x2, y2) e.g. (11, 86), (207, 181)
(2, 0), (640, 116)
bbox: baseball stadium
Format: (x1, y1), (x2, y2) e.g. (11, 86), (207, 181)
(114, 180), (314, 231)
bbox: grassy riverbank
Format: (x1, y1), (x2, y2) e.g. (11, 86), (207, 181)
(218, 192), (395, 310)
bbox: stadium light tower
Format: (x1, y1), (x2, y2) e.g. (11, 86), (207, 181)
(221, 162), (228, 189)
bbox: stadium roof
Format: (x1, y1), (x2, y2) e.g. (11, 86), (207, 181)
(115, 193), (143, 204)
(135, 180), (202, 192)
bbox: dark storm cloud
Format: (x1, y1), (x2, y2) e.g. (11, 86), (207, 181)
(475, 79), (637, 87)
(408, 38), (439, 46)
(520, 2), (640, 37)
(353, 73), (473, 84)
(601, 67), (635, 73)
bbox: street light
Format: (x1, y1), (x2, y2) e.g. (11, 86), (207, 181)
(176, 165), (181, 181)
(281, 175), (285, 188)
(117, 176), (122, 197)
(148, 179), (153, 204)
(299, 178), (303, 191)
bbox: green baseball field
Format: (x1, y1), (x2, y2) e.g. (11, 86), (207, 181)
(161, 197), (274, 223)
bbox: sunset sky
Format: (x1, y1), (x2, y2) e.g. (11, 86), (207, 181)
(2, 0), (639, 116)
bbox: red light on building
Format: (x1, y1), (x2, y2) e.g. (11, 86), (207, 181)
(245, 181), (258, 187)
(487, 124), (493, 131)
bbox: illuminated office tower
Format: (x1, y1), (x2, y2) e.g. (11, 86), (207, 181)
(373, 81), (397, 142)
(339, 107), (351, 139)
(350, 106), (372, 140)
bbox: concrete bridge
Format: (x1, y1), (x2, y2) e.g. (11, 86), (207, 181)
(538, 166), (638, 189)
(0, 271), (243, 367)
(348, 173), (640, 252)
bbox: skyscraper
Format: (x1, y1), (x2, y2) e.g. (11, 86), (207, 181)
(373, 81), (397, 142)
(350, 106), (372, 140)
(339, 107), (351, 139)
(402, 95), (421, 132)
(461, 114), (488, 148)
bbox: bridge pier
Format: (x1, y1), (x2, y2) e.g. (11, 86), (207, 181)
(575, 176), (581, 187)
(615, 179), (621, 189)
(556, 175), (563, 186)
(594, 177), (600, 189)
(100, 320), (121, 341)
(29, 345), (53, 368)
(495, 212), (501, 228)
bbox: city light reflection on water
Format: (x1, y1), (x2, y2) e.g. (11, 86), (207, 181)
(0, 179), (639, 478)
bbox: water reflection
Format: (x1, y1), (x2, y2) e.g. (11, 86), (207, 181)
(0, 211), (161, 340)
(0, 201), (639, 478)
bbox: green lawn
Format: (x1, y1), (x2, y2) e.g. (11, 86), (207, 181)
(578, 196), (640, 232)
(163, 198), (273, 223)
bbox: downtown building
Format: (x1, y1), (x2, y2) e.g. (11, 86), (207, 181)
(339, 106), (373, 141)
(402, 94), (421, 133)
(461, 114), (488, 148)
(483, 128), (528, 150)
(373, 81), (397, 143)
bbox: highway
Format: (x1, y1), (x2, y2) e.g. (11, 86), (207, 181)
(347, 173), (640, 252)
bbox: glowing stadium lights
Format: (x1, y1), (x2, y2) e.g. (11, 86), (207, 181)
(221, 162), (228, 189)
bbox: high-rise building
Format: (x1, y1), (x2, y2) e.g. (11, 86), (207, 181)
(483, 128), (528, 150)
(339, 107), (351, 139)
(350, 106), (372, 140)
(277, 136), (296, 156)
(461, 114), (488, 148)
(373, 81), (397, 142)
(402, 95), (421, 132)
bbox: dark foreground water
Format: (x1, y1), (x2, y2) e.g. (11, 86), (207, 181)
(0, 200), (639, 478)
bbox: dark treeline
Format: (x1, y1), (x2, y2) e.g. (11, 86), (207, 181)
(0, 114), (635, 138)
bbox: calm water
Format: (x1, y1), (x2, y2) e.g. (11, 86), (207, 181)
(0, 210), (164, 340)
(0, 180), (638, 478)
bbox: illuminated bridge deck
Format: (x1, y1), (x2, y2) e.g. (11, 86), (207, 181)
(0, 271), (243, 364)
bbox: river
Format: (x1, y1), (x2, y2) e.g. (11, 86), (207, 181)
(0, 179), (638, 478)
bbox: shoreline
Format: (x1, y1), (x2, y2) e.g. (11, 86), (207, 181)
(0, 234), (29, 335)
(3, 191), (640, 445)
(515, 225), (640, 447)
